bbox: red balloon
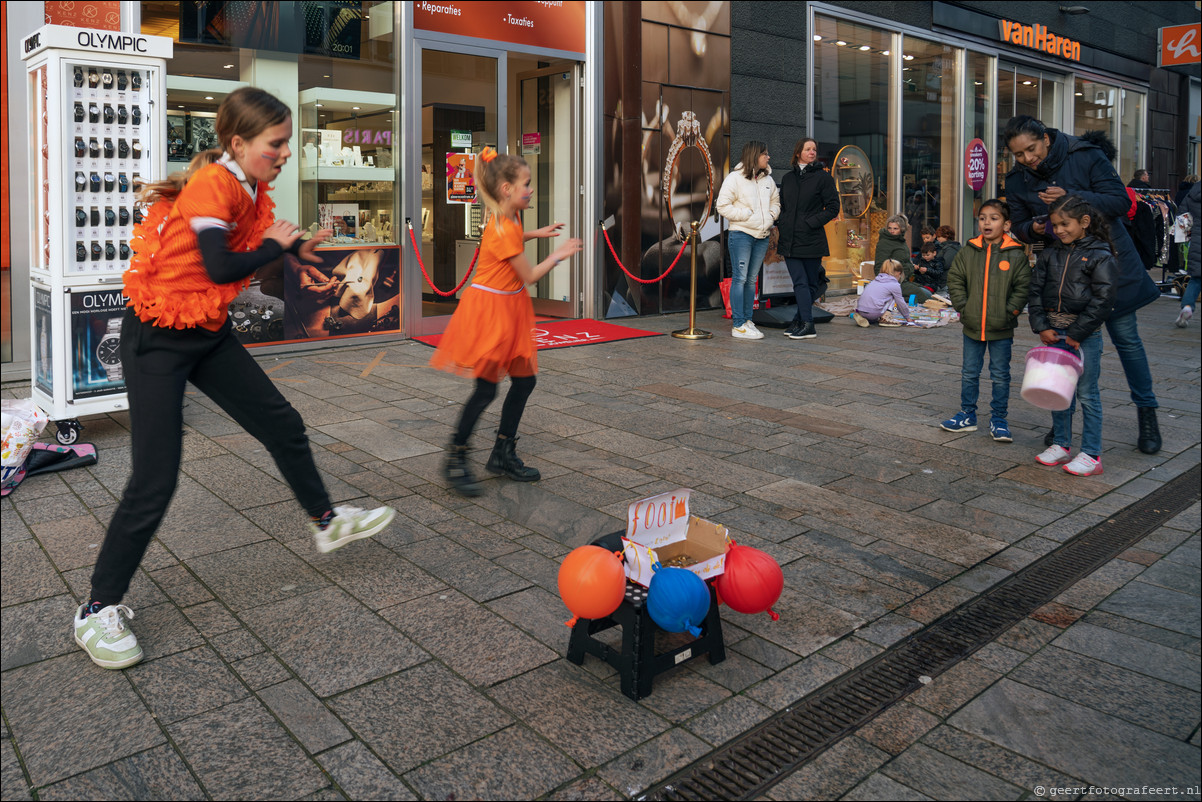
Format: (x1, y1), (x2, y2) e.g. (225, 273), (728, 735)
(714, 541), (783, 620)
(558, 545), (627, 627)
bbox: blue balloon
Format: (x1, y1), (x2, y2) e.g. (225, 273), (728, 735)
(647, 563), (710, 636)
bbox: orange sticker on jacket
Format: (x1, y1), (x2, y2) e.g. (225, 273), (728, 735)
(999, 260), (1011, 271)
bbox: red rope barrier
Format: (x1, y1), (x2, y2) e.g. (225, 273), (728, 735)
(601, 223), (688, 285)
(407, 220), (478, 297)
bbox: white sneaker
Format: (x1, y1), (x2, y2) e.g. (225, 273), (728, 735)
(745, 321), (763, 336)
(1035, 444), (1071, 466)
(1063, 452), (1103, 476)
(310, 505), (396, 553)
(732, 324), (762, 340)
(1176, 306), (1192, 328)
(74, 604), (143, 669)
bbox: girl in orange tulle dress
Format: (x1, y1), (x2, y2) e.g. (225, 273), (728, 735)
(431, 146), (582, 496)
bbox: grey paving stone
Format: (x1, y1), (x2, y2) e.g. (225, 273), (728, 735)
(843, 772), (934, 801)
(1, 738), (31, 802)
(682, 694), (774, 747)
(36, 744), (205, 801)
(297, 538), (446, 610)
(856, 613), (925, 648)
(242, 586), (427, 697)
(858, 702), (942, 756)
(949, 679), (1202, 793)
(881, 742), (1025, 800)
(1054, 622), (1202, 688)
(486, 585), (579, 655)
(949, 563), (1013, 593)
(179, 600), (241, 638)
(723, 584), (864, 656)
(314, 419), (441, 461)
(209, 627), (266, 661)
(397, 535), (532, 602)
(231, 652), (292, 691)
(1, 507), (32, 544)
(909, 660), (1003, 718)
(745, 653), (847, 710)
(1134, 559), (1201, 597)
(258, 679), (352, 754)
(0, 540), (69, 606)
(995, 619), (1060, 654)
(317, 741), (415, 801)
(488, 662), (670, 767)
(1008, 646), (1201, 739)
(920, 724), (1083, 795)
(168, 696), (325, 799)
(147, 564), (213, 608)
(546, 776), (624, 800)
(764, 736), (890, 800)
(129, 602), (205, 662)
(28, 515), (106, 572)
(178, 454), (293, 511)
(596, 727), (712, 797)
(685, 648), (776, 692)
(330, 660), (511, 774)
(0, 595), (79, 671)
(186, 540), (332, 612)
(627, 662), (732, 723)
(380, 589), (556, 687)
(404, 724), (580, 801)
(968, 641), (1030, 674)
(819, 635), (886, 667)
(784, 557), (913, 619)
(1053, 559), (1146, 611)
(3, 654), (163, 786)
(128, 646), (247, 724)
(1164, 538), (1201, 569)
(9, 491), (89, 527)
(1079, 609), (1199, 651)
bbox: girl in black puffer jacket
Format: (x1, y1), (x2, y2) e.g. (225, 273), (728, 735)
(1029, 195), (1117, 478)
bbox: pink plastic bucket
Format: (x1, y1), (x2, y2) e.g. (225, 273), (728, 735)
(1021, 346), (1083, 411)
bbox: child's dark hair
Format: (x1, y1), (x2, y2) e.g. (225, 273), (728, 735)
(979, 199), (1010, 221)
(920, 241), (938, 255)
(476, 147), (529, 230)
(1048, 194), (1115, 253)
(921, 225), (936, 237)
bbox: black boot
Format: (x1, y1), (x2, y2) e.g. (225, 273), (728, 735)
(444, 443), (482, 497)
(1137, 407), (1161, 454)
(788, 320), (817, 340)
(1043, 428), (1055, 448)
(486, 435), (540, 481)
(783, 314), (801, 337)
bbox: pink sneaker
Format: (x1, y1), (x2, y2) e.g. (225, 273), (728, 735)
(1035, 444), (1071, 466)
(1063, 452), (1103, 476)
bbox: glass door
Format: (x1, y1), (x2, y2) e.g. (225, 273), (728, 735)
(517, 63), (581, 318)
(998, 63), (1064, 187)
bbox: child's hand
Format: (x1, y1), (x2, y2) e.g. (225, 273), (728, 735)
(298, 229), (334, 263)
(265, 220), (303, 250)
(531, 223), (565, 239)
(1039, 329), (1060, 345)
(1065, 336), (1081, 349)
(554, 238), (583, 262)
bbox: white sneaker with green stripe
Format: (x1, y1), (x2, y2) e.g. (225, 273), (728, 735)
(309, 504), (396, 553)
(74, 604), (143, 669)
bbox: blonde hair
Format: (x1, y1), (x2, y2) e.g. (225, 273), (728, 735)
(879, 258), (905, 278)
(476, 148), (528, 233)
(136, 148), (221, 205)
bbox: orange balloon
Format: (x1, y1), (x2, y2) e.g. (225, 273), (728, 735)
(558, 545), (627, 626)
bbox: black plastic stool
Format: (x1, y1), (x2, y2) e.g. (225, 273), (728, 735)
(566, 532), (726, 701)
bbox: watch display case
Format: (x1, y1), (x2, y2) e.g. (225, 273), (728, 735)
(298, 88), (397, 247)
(22, 25), (171, 442)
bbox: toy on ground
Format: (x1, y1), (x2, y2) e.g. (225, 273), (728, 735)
(646, 562), (711, 636)
(558, 545), (627, 627)
(714, 540), (783, 620)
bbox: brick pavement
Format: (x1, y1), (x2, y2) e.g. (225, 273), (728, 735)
(2, 295), (1198, 800)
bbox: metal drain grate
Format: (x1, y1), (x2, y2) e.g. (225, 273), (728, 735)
(640, 463), (1201, 802)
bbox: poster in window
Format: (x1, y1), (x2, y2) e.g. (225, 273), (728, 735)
(446, 153), (477, 205)
(69, 289), (127, 400)
(34, 288), (54, 397)
(283, 247), (401, 340)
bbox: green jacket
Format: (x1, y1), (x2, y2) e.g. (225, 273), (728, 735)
(872, 230), (912, 274)
(947, 234), (1031, 342)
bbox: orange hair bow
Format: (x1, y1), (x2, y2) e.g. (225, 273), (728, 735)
(480, 146), (498, 163)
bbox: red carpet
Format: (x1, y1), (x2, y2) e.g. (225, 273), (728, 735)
(414, 318), (663, 350)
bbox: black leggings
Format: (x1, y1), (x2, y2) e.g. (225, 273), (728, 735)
(90, 310), (331, 606)
(454, 375), (536, 446)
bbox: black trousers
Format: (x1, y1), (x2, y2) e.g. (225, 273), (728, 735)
(784, 257), (825, 323)
(90, 310), (331, 605)
(454, 375), (536, 447)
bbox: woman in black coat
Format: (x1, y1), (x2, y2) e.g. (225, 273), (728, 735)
(1003, 115), (1163, 453)
(776, 138), (839, 340)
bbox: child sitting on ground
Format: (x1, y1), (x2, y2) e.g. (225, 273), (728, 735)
(912, 241), (947, 295)
(853, 259), (912, 327)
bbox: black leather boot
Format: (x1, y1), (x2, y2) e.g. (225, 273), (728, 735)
(486, 435), (540, 481)
(783, 314), (801, 337)
(444, 443), (482, 497)
(1137, 407), (1161, 454)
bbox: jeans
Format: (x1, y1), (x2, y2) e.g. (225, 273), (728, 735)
(1181, 276), (1201, 310)
(1051, 330), (1103, 457)
(960, 334), (1013, 423)
(784, 257), (825, 323)
(727, 230), (770, 327)
(91, 310), (331, 606)
(1103, 310), (1157, 408)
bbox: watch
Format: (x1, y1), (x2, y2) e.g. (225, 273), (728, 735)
(76, 243), (87, 262)
(661, 111), (714, 240)
(105, 242), (116, 260)
(90, 241), (102, 261)
(117, 71), (128, 91)
(89, 103), (99, 123)
(131, 141), (143, 159)
(87, 69), (99, 88)
(102, 70), (113, 89)
(131, 72), (142, 91)
(73, 67), (84, 88)
(90, 207), (100, 226)
(96, 316), (123, 382)
(75, 208), (87, 227)
(118, 139), (129, 158)
(133, 208), (143, 224)
(103, 139), (114, 159)
(117, 105), (128, 125)
(119, 207), (130, 226)
(74, 103), (85, 122)
(119, 241), (130, 259)
(104, 208), (116, 226)
(104, 173), (115, 192)
(131, 106), (142, 126)
(118, 173), (129, 193)
(103, 104), (114, 124)
(75, 172), (87, 192)
(74, 138), (87, 158)
(90, 173), (102, 192)
(88, 138), (100, 158)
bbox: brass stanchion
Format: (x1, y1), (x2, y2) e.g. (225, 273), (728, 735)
(672, 221), (713, 339)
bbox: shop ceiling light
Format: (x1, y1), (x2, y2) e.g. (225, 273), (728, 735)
(882, 50), (890, 55)
(204, 96), (213, 100)
(859, 45), (871, 51)
(223, 64), (234, 69)
(836, 40), (847, 46)
(813, 35), (822, 41)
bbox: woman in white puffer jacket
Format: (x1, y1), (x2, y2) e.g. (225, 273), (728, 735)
(717, 141), (780, 339)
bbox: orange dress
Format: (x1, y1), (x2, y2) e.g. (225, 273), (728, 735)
(123, 163), (275, 330)
(430, 214), (536, 382)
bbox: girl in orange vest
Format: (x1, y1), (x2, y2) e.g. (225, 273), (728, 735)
(431, 147), (582, 496)
(75, 88), (395, 670)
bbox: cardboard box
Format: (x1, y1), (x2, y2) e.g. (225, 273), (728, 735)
(621, 489), (728, 587)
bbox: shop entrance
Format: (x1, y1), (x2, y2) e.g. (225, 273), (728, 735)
(997, 63), (1066, 180)
(411, 45), (582, 334)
